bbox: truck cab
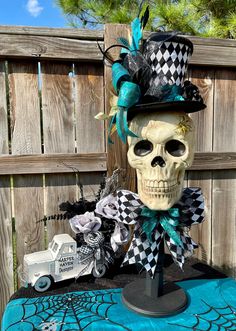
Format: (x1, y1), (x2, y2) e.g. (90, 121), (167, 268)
(22, 234), (93, 292)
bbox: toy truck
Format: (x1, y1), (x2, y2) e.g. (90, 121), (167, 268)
(20, 233), (107, 292)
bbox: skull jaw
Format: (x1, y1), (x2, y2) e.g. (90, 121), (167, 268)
(136, 169), (185, 210)
(137, 182), (183, 210)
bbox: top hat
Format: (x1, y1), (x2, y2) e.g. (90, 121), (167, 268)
(123, 32), (206, 119)
(98, 9), (206, 142)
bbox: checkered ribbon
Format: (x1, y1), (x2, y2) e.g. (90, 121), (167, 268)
(117, 187), (204, 278)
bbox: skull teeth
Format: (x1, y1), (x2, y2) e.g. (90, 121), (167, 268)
(142, 179), (178, 193)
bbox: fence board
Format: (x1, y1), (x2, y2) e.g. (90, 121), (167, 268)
(0, 61), (13, 323)
(0, 153), (106, 174)
(41, 62), (77, 241)
(75, 63), (104, 153)
(75, 63), (105, 200)
(8, 61), (44, 276)
(0, 152), (235, 175)
(0, 25), (104, 40)
(104, 24), (136, 191)
(0, 35), (102, 62)
(188, 68), (214, 264)
(212, 69), (236, 277)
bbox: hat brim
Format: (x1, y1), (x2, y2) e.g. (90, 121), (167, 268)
(128, 100), (206, 120)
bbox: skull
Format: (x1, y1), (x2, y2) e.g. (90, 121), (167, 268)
(127, 111), (195, 210)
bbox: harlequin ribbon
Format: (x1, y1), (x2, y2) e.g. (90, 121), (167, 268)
(141, 207), (183, 248)
(114, 188), (204, 277)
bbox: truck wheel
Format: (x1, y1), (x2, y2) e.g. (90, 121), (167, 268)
(92, 264), (106, 278)
(34, 276), (52, 292)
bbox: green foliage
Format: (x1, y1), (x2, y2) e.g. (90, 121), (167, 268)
(55, 0), (236, 39)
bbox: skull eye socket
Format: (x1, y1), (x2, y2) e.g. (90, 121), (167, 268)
(134, 140), (153, 156)
(165, 139), (186, 157)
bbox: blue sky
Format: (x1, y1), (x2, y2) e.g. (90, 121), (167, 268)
(0, 0), (69, 28)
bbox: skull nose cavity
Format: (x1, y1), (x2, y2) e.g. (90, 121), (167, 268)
(151, 156), (166, 168)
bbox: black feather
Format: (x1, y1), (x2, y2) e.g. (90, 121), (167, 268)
(141, 6), (149, 30)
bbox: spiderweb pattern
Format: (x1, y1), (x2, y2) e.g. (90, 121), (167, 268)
(5, 289), (131, 331)
(169, 300), (236, 331)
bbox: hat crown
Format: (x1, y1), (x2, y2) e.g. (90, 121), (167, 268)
(143, 34), (193, 89)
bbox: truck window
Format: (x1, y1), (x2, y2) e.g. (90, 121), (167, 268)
(61, 244), (75, 254)
(52, 242), (59, 253)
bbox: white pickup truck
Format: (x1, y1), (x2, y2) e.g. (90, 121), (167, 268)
(21, 233), (107, 292)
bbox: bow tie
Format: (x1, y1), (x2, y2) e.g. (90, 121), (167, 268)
(141, 207), (183, 247)
(116, 187), (204, 278)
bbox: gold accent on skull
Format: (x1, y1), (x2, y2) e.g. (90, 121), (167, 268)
(175, 115), (193, 137)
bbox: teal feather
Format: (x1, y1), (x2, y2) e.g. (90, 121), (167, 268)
(117, 37), (130, 49)
(141, 6), (149, 29)
(130, 17), (142, 52)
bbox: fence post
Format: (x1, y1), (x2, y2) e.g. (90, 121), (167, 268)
(104, 24), (136, 191)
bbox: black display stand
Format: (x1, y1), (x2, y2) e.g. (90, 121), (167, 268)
(122, 240), (188, 317)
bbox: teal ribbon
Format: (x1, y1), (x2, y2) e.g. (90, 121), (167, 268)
(141, 207), (183, 247)
(108, 17), (143, 144)
(117, 81), (141, 108)
(112, 62), (130, 94)
(161, 84), (185, 102)
(110, 65), (141, 143)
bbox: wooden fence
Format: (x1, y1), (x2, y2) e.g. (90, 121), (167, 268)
(0, 24), (235, 321)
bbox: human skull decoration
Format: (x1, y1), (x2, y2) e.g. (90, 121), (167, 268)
(127, 111), (195, 210)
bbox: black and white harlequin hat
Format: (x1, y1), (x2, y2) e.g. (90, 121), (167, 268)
(99, 12), (206, 143)
(127, 32), (206, 117)
(144, 34), (193, 89)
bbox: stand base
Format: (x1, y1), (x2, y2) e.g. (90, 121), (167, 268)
(122, 279), (188, 317)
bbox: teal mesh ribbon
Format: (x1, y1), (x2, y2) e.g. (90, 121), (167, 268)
(141, 207), (183, 247)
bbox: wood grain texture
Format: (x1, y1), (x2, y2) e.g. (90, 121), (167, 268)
(212, 170), (236, 277)
(190, 45), (236, 67)
(2, 25), (236, 46)
(0, 62), (13, 323)
(188, 67), (214, 152)
(41, 62), (77, 241)
(0, 35), (102, 62)
(188, 171), (212, 264)
(104, 24), (136, 192)
(75, 63), (106, 202)
(213, 69), (236, 152)
(212, 69), (236, 277)
(8, 61), (44, 282)
(1, 25), (236, 66)
(190, 152), (236, 170)
(0, 25), (104, 40)
(0, 61), (9, 154)
(188, 68), (214, 264)
(9, 62), (41, 155)
(0, 153), (106, 175)
(0, 152), (234, 175)
(75, 63), (105, 153)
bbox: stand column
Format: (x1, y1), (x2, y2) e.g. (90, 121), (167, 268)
(122, 240), (188, 317)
